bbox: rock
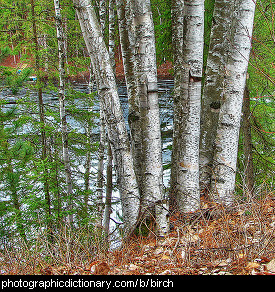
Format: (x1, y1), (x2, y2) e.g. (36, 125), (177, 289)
(246, 262), (261, 270)
(160, 269), (171, 275)
(266, 259), (275, 273)
(154, 247), (164, 255)
(129, 264), (139, 271)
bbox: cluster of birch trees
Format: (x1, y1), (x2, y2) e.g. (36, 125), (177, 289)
(71, 0), (257, 236)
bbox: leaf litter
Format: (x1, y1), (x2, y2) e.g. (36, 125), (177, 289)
(0, 195), (274, 275)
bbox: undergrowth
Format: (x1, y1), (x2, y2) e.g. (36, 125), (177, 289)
(0, 191), (274, 275)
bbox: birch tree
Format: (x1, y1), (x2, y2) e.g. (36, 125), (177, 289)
(199, 0), (235, 192)
(94, 0), (108, 230)
(210, 0), (256, 205)
(103, 143), (113, 242)
(30, 0), (52, 237)
(171, 0), (204, 213)
(242, 85), (254, 197)
(131, 0), (169, 236)
(102, 0), (116, 236)
(54, 0), (74, 225)
(116, 0), (169, 235)
(116, 0), (143, 189)
(170, 0), (184, 208)
(73, 0), (140, 236)
(108, 0), (116, 72)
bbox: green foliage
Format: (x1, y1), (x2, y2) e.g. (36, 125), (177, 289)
(152, 0), (172, 63)
(0, 0), (100, 244)
(0, 47), (12, 63)
(2, 67), (32, 94)
(203, 0), (215, 69)
(236, 0), (275, 193)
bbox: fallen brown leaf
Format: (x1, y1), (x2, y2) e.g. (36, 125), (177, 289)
(90, 261), (110, 275)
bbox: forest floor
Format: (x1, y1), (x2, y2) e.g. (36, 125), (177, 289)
(96, 194), (275, 276)
(1, 194), (274, 275)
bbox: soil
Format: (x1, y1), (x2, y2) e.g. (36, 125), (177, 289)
(0, 55), (174, 82)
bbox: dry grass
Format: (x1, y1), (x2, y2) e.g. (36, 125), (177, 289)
(0, 225), (107, 275)
(0, 193), (274, 275)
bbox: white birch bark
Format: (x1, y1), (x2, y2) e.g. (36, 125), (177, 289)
(172, 0), (204, 213)
(100, 0), (116, 236)
(73, 0), (140, 235)
(99, 0), (106, 33)
(95, 106), (106, 226)
(95, 0), (109, 229)
(109, 0), (116, 72)
(54, 0), (74, 224)
(116, 0), (143, 190)
(103, 143), (113, 241)
(131, 0), (169, 236)
(210, 0), (256, 205)
(199, 0), (236, 192)
(170, 0), (184, 205)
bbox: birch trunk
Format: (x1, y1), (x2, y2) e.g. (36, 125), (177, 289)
(103, 143), (113, 242)
(101, 0), (116, 236)
(95, 106), (106, 226)
(73, 0), (140, 235)
(131, 0), (169, 236)
(170, 0), (184, 207)
(95, 0), (109, 229)
(109, 0), (116, 72)
(210, 0), (256, 205)
(54, 0), (74, 225)
(172, 0), (204, 213)
(30, 0), (52, 237)
(199, 0), (235, 192)
(84, 71), (95, 217)
(116, 0), (143, 189)
(242, 85), (254, 197)
(99, 0), (107, 33)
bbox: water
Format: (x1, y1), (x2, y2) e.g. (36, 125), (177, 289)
(0, 79), (174, 175)
(0, 80), (174, 236)
(117, 79), (174, 170)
